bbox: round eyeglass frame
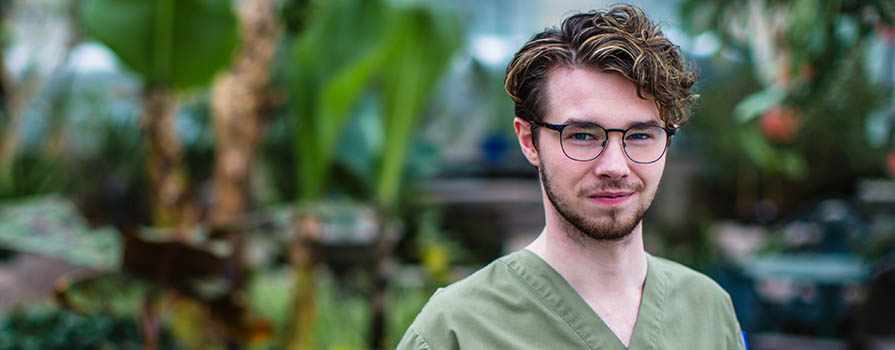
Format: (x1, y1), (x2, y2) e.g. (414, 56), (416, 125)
(532, 120), (676, 164)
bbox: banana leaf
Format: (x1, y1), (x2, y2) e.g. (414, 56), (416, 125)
(289, 0), (390, 201)
(288, 0), (461, 207)
(81, 0), (238, 89)
(376, 6), (461, 208)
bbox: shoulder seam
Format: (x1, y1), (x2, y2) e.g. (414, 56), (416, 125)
(498, 258), (597, 350)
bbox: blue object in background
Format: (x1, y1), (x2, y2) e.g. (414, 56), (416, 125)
(481, 132), (509, 164)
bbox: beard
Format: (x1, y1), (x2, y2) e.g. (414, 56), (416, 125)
(540, 164), (653, 242)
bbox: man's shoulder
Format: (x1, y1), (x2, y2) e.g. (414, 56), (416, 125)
(415, 252), (524, 315)
(400, 251), (541, 349)
(648, 254), (732, 303)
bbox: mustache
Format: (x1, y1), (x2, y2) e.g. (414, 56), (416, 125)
(576, 179), (643, 196)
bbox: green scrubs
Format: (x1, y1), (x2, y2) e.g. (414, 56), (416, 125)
(398, 250), (746, 350)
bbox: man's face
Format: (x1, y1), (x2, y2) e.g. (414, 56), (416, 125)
(521, 67), (667, 241)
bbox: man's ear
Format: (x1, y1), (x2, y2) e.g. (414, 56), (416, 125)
(513, 117), (540, 167)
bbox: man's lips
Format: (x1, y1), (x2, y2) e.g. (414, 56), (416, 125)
(588, 191), (633, 205)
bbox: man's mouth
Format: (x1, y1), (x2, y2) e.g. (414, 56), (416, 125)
(588, 191), (633, 205)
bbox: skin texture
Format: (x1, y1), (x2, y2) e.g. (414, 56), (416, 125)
(517, 67), (666, 242)
(514, 67), (668, 347)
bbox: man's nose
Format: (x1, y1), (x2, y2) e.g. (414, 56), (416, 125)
(592, 134), (630, 179)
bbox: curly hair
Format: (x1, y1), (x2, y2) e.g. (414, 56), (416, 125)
(505, 5), (697, 138)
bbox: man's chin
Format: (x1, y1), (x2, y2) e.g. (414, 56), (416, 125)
(580, 222), (637, 242)
(570, 208), (644, 242)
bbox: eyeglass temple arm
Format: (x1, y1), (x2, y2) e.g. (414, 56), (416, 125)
(531, 120), (565, 131)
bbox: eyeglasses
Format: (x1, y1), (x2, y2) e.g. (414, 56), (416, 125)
(532, 120), (675, 164)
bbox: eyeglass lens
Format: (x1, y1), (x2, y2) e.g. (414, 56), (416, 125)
(560, 124), (668, 163)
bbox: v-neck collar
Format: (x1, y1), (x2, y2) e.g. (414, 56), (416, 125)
(504, 250), (667, 350)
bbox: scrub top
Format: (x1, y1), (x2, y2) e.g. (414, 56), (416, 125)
(398, 249), (746, 350)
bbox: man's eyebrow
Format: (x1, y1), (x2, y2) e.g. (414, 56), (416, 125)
(560, 118), (662, 128)
(561, 118), (597, 125)
(627, 120), (662, 128)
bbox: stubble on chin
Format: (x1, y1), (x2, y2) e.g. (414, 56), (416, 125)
(540, 166), (650, 243)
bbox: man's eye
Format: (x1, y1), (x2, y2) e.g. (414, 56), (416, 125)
(626, 133), (652, 141)
(572, 133), (595, 140)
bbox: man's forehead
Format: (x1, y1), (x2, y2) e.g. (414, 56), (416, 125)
(543, 67), (662, 124)
(545, 67), (655, 99)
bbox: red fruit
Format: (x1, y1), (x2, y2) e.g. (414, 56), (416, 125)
(760, 105), (803, 144)
(875, 22), (895, 46)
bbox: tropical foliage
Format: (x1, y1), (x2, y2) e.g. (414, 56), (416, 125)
(0, 0), (461, 348)
(680, 0), (894, 219)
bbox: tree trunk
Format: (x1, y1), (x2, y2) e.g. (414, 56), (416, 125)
(284, 211), (321, 350)
(141, 88), (193, 231)
(208, 0), (281, 346)
(209, 0), (280, 229)
(370, 214), (400, 350)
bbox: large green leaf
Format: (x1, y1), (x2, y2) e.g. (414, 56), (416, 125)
(289, 0), (390, 200)
(288, 0), (460, 205)
(81, 0), (238, 89)
(377, 6), (461, 208)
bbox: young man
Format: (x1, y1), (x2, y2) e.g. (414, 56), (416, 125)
(398, 5), (746, 349)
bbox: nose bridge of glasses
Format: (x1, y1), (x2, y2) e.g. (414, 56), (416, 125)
(598, 128), (628, 158)
(603, 128), (627, 147)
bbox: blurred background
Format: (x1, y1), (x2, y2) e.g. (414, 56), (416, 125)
(0, 0), (893, 349)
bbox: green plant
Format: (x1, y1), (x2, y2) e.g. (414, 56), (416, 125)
(81, 0), (239, 228)
(0, 304), (180, 350)
(288, 0), (461, 208)
(81, 0), (238, 90)
(679, 0), (893, 219)
(284, 1), (461, 348)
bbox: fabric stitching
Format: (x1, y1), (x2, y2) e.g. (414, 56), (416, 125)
(499, 256), (598, 350)
(646, 259), (667, 350)
(409, 325), (433, 350)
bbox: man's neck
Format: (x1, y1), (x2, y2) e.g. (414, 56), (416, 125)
(526, 222), (648, 296)
(526, 221), (648, 347)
